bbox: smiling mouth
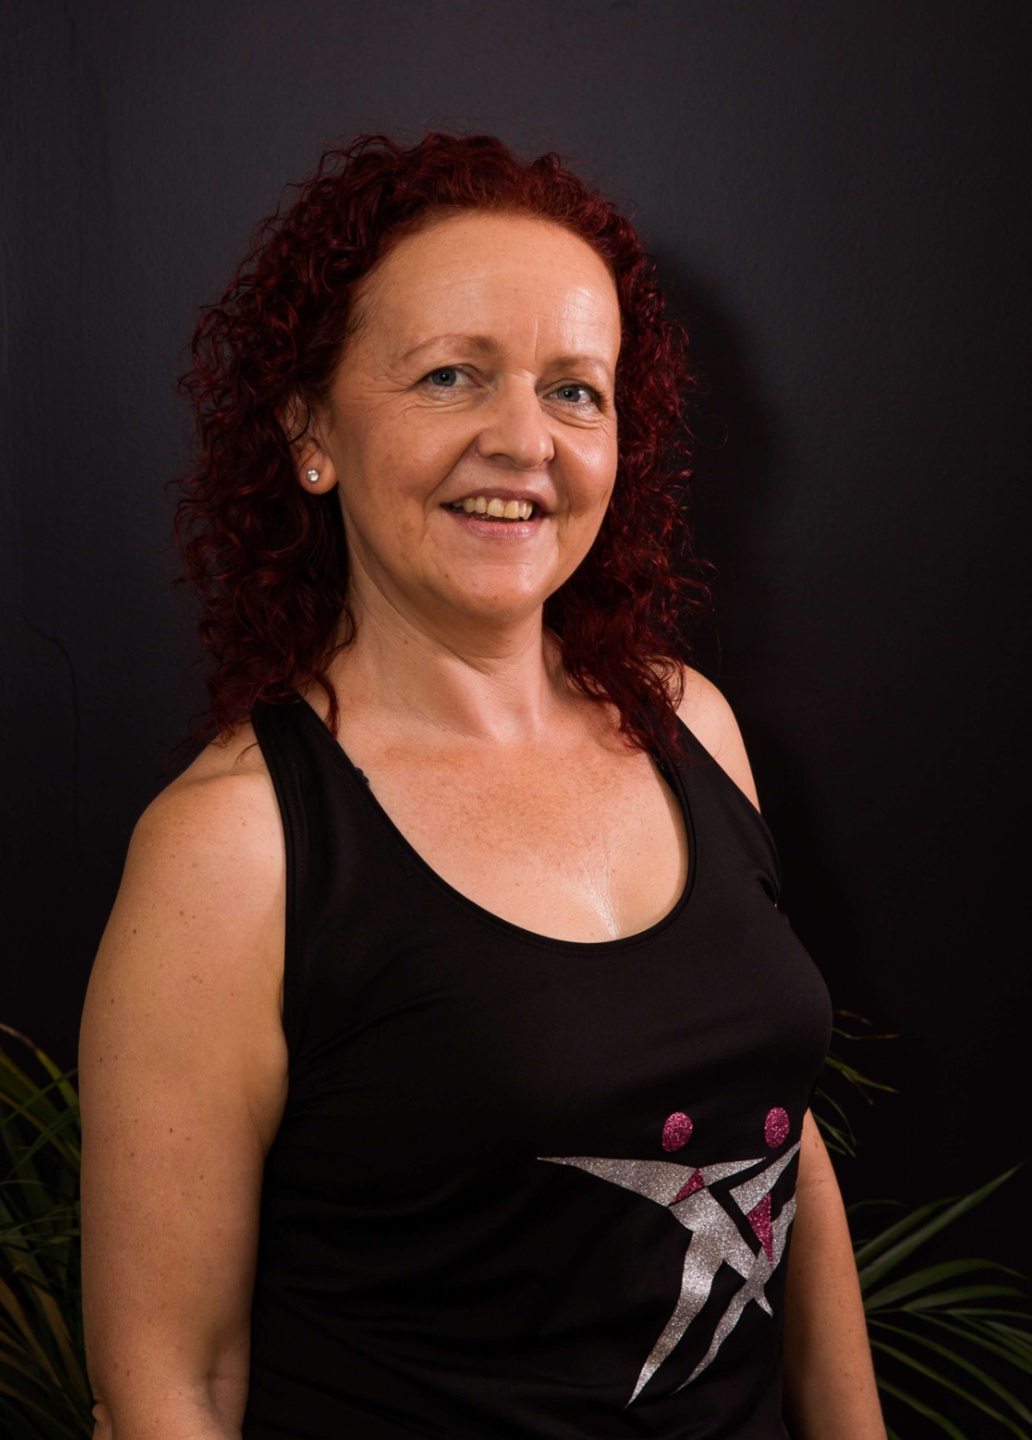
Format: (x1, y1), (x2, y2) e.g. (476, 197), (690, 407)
(446, 496), (540, 521)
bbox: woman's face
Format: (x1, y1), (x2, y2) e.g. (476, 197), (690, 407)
(308, 210), (622, 635)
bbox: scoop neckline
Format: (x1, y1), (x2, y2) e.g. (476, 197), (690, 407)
(290, 694), (699, 955)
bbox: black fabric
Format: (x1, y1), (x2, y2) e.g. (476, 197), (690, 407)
(243, 697), (833, 1439)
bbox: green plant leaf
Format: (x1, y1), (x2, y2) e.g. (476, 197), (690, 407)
(0, 1029), (91, 1438)
(872, 1319), (1032, 1424)
(813, 1086), (858, 1157)
(902, 1284), (1029, 1311)
(858, 1169), (1022, 1291)
(875, 1375), (969, 1439)
(0, 1025), (79, 1110)
(970, 1320), (1032, 1368)
(923, 1314), (1032, 1390)
(865, 1258), (1024, 1312)
(824, 1051), (895, 1096)
(854, 1198), (946, 1269)
(0, 1091), (81, 1173)
(872, 1337), (1029, 1437)
(0, 1274), (61, 1384)
(0, 1366), (90, 1439)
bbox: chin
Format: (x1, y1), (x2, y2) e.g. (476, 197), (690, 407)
(445, 587), (552, 628)
(425, 566), (552, 617)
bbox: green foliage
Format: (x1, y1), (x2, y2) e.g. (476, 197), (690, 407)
(811, 1016), (1032, 1437)
(812, 1011), (897, 1159)
(0, 1025), (92, 1438)
(0, 1020), (1029, 1438)
(855, 1171), (1032, 1439)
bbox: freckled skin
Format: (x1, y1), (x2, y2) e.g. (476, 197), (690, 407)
(281, 214), (694, 945)
(302, 211), (622, 642)
(79, 211), (883, 1440)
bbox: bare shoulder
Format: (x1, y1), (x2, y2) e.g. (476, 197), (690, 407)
(81, 720), (287, 1149)
(131, 720), (281, 879)
(672, 666), (761, 812)
(117, 724), (285, 960)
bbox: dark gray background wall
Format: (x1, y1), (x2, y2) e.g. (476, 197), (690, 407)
(3, 0), (1029, 1302)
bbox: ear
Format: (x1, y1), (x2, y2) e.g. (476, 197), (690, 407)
(278, 391), (339, 494)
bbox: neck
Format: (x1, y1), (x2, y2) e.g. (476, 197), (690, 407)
(326, 571), (570, 747)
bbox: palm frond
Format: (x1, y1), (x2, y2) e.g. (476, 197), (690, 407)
(0, 1029), (92, 1438)
(876, 1319), (1032, 1425)
(812, 1012), (896, 1158)
(857, 1170), (1032, 1437)
(856, 1169), (1021, 1291)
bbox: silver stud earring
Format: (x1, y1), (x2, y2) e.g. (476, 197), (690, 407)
(305, 468), (320, 485)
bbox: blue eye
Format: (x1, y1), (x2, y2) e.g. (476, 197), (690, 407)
(554, 383), (597, 405)
(427, 367), (460, 387)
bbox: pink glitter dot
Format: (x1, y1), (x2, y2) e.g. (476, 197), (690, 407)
(765, 1107), (790, 1148)
(662, 1111), (693, 1152)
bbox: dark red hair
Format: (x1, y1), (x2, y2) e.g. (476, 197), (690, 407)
(176, 131), (711, 751)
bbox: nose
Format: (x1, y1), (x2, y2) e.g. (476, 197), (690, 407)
(473, 380), (555, 470)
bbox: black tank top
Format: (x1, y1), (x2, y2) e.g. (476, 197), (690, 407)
(242, 695), (832, 1440)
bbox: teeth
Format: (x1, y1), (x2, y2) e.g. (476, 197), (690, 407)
(452, 496), (536, 520)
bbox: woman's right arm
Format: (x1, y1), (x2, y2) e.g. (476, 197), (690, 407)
(78, 761), (289, 1440)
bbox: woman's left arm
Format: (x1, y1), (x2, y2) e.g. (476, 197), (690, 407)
(672, 671), (885, 1433)
(782, 1111), (887, 1438)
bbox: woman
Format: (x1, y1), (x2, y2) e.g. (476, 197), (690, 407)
(79, 133), (885, 1438)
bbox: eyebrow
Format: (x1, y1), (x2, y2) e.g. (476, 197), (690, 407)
(398, 334), (495, 363)
(398, 334), (615, 381)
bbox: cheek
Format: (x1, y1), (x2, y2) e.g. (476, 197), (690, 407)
(373, 422), (468, 503)
(570, 433), (619, 509)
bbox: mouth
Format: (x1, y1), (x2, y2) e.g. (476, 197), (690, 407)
(445, 495), (543, 523)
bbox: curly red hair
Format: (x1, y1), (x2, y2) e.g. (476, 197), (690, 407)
(176, 131), (711, 751)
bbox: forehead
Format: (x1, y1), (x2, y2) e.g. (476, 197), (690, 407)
(351, 211), (621, 355)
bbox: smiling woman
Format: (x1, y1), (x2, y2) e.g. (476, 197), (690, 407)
(306, 212), (621, 637)
(77, 133), (885, 1440)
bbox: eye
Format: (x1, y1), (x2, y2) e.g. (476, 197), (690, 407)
(423, 366), (468, 390)
(551, 382), (601, 406)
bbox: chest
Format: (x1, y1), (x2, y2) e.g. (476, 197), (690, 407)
(275, 720), (832, 1191)
(338, 733), (689, 944)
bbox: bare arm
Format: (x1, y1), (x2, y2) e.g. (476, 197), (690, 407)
(676, 671), (885, 1435)
(79, 758), (288, 1439)
(782, 1114), (886, 1438)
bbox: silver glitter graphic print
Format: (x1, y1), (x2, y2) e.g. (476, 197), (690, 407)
(539, 1114), (800, 1404)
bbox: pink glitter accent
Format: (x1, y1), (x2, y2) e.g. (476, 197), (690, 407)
(748, 1193), (774, 1262)
(670, 1169), (705, 1206)
(662, 1111), (693, 1152)
(765, 1107), (790, 1148)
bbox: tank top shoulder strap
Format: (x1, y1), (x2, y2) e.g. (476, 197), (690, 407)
(251, 697), (378, 1053)
(251, 700), (314, 1052)
(657, 711), (784, 904)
